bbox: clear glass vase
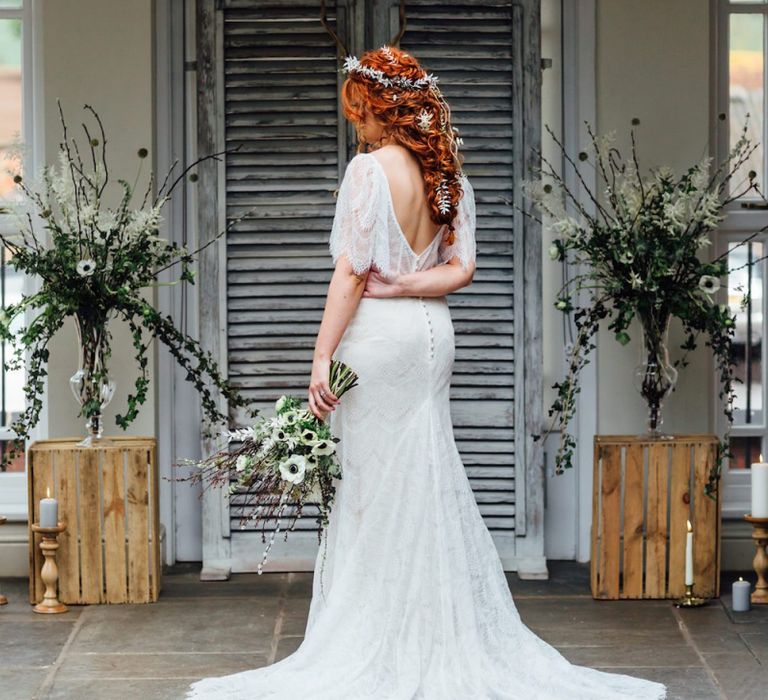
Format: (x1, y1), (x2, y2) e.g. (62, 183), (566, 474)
(69, 315), (116, 447)
(633, 314), (678, 438)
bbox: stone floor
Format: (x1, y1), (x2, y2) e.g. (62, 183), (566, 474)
(0, 561), (765, 700)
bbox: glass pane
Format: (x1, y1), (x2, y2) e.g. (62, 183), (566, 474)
(0, 1), (21, 8)
(729, 435), (763, 470)
(0, 18), (21, 201)
(729, 241), (764, 425)
(729, 13), (764, 198)
(0, 245), (24, 473)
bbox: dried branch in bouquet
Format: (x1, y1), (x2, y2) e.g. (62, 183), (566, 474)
(177, 360), (359, 573)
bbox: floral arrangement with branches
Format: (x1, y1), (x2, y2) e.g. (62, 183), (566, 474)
(179, 360), (359, 574)
(0, 103), (256, 465)
(524, 118), (767, 496)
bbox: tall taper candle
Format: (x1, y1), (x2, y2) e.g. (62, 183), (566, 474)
(752, 453), (768, 518)
(685, 519), (694, 586)
(39, 488), (58, 528)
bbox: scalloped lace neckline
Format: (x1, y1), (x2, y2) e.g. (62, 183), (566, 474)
(365, 154), (446, 259)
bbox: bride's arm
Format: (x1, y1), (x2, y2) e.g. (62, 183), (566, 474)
(309, 259), (367, 418)
(363, 257), (475, 298)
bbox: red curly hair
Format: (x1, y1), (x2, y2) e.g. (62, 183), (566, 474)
(341, 46), (464, 245)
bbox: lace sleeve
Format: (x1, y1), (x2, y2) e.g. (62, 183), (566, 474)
(328, 154), (387, 275)
(438, 175), (476, 270)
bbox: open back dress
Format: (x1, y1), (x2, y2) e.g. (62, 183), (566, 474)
(187, 152), (667, 699)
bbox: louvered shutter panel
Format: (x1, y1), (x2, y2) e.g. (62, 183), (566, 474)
(209, 0), (541, 572)
(223, 1), (349, 537)
(397, 0), (519, 540)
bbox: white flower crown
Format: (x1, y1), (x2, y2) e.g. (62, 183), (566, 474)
(342, 52), (439, 92)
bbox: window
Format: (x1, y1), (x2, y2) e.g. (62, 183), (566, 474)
(0, 0), (40, 518)
(718, 1), (768, 514)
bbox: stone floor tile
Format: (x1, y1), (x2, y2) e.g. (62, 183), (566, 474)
(0, 621), (75, 666)
(560, 643), (700, 668)
(68, 599), (279, 654)
(274, 635), (303, 662)
(682, 630), (752, 654)
(527, 624), (682, 648)
(515, 598), (676, 629)
(285, 572), (314, 599)
(711, 667), (766, 700)
(593, 667), (721, 700)
(0, 669), (43, 700)
(701, 651), (762, 670)
(56, 651), (269, 680)
(42, 678), (195, 700)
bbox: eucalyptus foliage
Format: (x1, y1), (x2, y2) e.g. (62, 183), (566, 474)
(525, 119), (766, 496)
(0, 104), (256, 467)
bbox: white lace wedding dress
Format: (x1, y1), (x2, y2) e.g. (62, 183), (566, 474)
(187, 153), (667, 699)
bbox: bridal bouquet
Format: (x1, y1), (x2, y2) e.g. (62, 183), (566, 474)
(183, 359), (359, 572)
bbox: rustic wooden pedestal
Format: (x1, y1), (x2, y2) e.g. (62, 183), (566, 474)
(591, 435), (721, 600)
(27, 437), (161, 604)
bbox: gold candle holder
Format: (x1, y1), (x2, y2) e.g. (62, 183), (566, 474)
(744, 514), (768, 604)
(31, 522), (68, 614)
(674, 583), (708, 608)
(0, 515), (7, 605)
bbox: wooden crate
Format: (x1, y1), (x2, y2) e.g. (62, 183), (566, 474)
(27, 437), (161, 604)
(590, 435), (721, 600)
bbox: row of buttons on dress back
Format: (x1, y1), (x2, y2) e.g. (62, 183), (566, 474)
(418, 297), (435, 360)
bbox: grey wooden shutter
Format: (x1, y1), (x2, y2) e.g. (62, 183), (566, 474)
(396, 0), (521, 541)
(211, 0), (542, 572)
(223, 0), (349, 535)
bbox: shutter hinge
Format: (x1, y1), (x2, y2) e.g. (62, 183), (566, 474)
(185, 60), (198, 73)
(541, 57), (553, 71)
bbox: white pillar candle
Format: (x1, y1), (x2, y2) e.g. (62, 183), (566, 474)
(685, 519), (694, 586)
(732, 577), (751, 612)
(39, 488), (58, 529)
(752, 454), (768, 518)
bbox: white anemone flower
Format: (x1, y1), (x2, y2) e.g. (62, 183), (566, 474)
(698, 275), (721, 295)
(300, 428), (317, 444)
(311, 439), (336, 456)
(76, 259), (97, 277)
(278, 455), (308, 485)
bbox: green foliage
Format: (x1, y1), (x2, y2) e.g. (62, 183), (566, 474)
(0, 103), (256, 467)
(524, 120), (765, 497)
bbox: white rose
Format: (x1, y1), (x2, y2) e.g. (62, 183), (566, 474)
(275, 395), (290, 414)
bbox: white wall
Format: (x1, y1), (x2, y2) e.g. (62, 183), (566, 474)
(595, 0), (713, 437)
(0, 0), (155, 578)
(43, 0), (155, 441)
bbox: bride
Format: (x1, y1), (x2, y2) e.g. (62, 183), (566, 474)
(188, 46), (666, 700)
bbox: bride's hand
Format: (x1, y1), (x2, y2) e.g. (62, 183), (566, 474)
(362, 269), (403, 298)
(308, 357), (339, 420)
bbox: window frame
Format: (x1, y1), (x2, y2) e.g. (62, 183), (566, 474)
(716, 0), (768, 517)
(0, 0), (45, 520)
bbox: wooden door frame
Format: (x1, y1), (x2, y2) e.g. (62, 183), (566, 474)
(193, 0), (545, 579)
